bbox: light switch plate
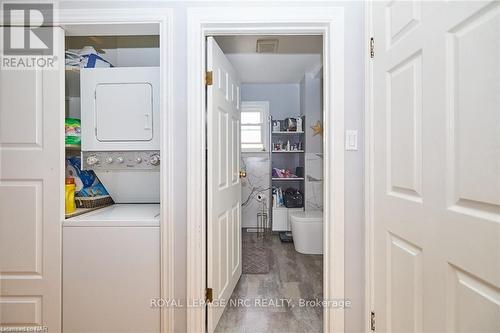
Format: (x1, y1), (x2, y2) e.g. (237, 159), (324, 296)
(345, 130), (358, 151)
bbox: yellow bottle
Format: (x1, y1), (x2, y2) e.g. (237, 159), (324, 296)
(65, 178), (76, 214)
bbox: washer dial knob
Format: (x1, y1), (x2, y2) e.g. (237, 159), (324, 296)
(149, 154), (160, 166)
(86, 155), (99, 165)
(116, 157), (124, 164)
(105, 157), (113, 164)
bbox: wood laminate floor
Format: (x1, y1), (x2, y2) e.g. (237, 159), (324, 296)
(214, 231), (323, 333)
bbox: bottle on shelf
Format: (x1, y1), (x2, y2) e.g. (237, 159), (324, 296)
(65, 178), (76, 214)
(296, 117), (303, 132)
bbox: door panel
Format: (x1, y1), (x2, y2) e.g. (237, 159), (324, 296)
(96, 83), (153, 142)
(0, 28), (64, 331)
(373, 1), (500, 332)
(207, 37), (242, 333)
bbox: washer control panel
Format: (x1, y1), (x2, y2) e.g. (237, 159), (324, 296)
(82, 151), (160, 170)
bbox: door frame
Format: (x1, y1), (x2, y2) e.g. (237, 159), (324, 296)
(186, 6), (345, 333)
(364, 1), (375, 332)
(56, 8), (175, 333)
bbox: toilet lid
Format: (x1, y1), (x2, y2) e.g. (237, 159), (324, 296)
(290, 210), (323, 222)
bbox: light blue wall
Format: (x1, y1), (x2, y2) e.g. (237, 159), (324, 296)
(241, 83), (301, 120)
(300, 72), (323, 153)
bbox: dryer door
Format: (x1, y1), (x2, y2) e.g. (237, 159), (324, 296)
(95, 82), (153, 142)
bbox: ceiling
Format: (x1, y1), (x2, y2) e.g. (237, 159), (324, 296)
(63, 23), (159, 36)
(215, 35), (322, 54)
(226, 54), (321, 83)
(215, 35), (322, 84)
(66, 36), (159, 50)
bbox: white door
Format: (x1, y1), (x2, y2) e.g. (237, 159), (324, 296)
(372, 1), (500, 332)
(206, 36), (242, 333)
(0, 28), (64, 331)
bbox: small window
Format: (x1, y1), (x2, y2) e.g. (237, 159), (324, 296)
(241, 101), (269, 152)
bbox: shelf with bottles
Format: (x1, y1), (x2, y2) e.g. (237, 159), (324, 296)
(271, 139), (304, 152)
(272, 166), (304, 181)
(272, 150), (304, 153)
(272, 186), (304, 210)
(272, 177), (304, 181)
(272, 131), (304, 134)
(271, 116), (305, 133)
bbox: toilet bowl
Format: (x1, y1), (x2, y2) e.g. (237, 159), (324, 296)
(290, 210), (323, 254)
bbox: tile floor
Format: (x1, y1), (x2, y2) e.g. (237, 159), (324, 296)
(214, 231), (323, 333)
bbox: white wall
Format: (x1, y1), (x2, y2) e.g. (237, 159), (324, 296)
(240, 154), (270, 228)
(342, 2), (365, 332)
(99, 48), (160, 67)
(60, 2), (365, 332)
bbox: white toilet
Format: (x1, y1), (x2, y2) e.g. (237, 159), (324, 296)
(290, 210), (323, 254)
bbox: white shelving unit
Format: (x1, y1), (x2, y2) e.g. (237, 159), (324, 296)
(272, 131), (304, 134)
(272, 150), (305, 153)
(269, 117), (305, 235)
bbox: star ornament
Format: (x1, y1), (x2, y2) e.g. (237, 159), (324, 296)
(311, 121), (323, 136)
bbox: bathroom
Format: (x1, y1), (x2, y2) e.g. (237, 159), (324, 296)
(212, 35), (324, 332)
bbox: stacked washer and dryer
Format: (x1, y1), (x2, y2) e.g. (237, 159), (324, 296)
(63, 67), (161, 332)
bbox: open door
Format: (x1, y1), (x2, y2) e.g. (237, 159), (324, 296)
(206, 36), (242, 332)
(372, 1), (500, 331)
(0, 28), (64, 331)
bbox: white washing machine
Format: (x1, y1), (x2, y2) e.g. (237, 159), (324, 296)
(63, 205), (160, 333)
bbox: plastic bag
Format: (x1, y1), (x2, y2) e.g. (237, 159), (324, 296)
(66, 156), (109, 197)
(65, 118), (81, 146)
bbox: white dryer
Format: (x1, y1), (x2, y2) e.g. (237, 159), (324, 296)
(80, 67), (161, 203)
(81, 67), (160, 151)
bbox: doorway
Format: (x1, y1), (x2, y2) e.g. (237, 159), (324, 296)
(185, 7), (346, 333)
(207, 35), (324, 332)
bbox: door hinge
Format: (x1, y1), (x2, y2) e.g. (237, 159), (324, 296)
(206, 288), (213, 303)
(370, 311), (376, 331)
(370, 37), (375, 59)
(205, 71), (213, 86)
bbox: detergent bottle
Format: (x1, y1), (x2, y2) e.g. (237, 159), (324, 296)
(65, 178), (76, 214)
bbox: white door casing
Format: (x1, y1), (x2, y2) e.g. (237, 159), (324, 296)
(372, 1), (500, 332)
(187, 8), (345, 333)
(206, 36), (242, 333)
(0, 28), (64, 331)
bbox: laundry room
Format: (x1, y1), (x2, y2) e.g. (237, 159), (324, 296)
(62, 25), (163, 332)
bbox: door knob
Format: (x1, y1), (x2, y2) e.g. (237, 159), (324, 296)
(239, 170), (247, 178)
